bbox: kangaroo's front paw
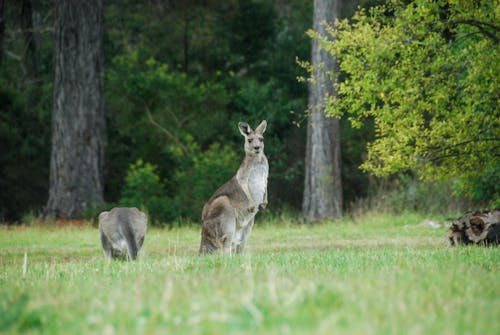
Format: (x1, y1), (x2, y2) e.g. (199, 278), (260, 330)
(247, 206), (256, 214)
(259, 202), (268, 210)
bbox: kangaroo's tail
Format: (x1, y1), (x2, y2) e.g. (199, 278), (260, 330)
(122, 223), (138, 260)
(199, 220), (219, 256)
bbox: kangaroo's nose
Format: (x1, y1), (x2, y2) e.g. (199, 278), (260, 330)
(253, 146), (260, 150)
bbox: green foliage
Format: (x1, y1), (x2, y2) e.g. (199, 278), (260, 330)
(454, 162), (500, 208)
(227, 0), (276, 67)
(310, 0), (499, 202)
(0, 73), (51, 221)
(167, 138), (239, 221)
(118, 160), (169, 225)
(106, 51), (229, 144)
(104, 51), (230, 204)
(117, 146), (238, 224)
(350, 174), (471, 216)
(340, 117), (375, 202)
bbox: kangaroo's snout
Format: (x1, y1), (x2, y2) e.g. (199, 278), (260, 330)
(248, 143), (262, 156)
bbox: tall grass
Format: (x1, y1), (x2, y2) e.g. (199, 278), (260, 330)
(1, 213), (498, 334)
(348, 175), (475, 218)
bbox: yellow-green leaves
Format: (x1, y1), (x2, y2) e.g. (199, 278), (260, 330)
(309, 0), (500, 184)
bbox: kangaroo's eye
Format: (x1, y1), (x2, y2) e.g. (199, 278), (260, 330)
(259, 138), (263, 142)
(248, 139), (253, 143)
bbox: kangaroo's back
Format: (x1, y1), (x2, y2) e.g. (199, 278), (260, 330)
(202, 177), (248, 221)
(99, 207), (147, 260)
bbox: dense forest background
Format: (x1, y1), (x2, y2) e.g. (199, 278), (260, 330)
(0, 0), (497, 224)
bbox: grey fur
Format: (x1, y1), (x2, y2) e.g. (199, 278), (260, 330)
(98, 207), (147, 260)
(199, 120), (269, 255)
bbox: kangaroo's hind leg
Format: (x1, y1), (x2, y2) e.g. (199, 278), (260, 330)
(199, 196), (236, 255)
(219, 213), (236, 255)
(199, 215), (235, 255)
(99, 230), (113, 260)
(236, 216), (254, 254)
(199, 218), (219, 255)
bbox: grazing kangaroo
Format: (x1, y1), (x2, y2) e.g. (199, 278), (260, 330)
(98, 207), (147, 260)
(199, 120), (269, 255)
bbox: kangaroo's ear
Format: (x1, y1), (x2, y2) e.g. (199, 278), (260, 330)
(238, 122), (252, 136)
(255, 120), (267, 134)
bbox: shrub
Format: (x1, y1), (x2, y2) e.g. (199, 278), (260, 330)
(454, 163), (500, 209)
(118, 160), (169, 225)
(349, 174), (473, 217)
(168, 138), (239, 221)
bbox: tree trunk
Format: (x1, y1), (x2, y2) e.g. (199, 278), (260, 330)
(21, 0), (38, 78)
(46, 0), (105, 219)
(0, 0), (5, 64)
(302, 0), (343, 222)
(448, 210), (500, 246)
(182, 11), (189, 73)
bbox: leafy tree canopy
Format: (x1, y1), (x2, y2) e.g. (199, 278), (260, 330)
(311, 0), (499, 191)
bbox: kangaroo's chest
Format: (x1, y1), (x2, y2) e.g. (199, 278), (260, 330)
(248, 162), (268, 205)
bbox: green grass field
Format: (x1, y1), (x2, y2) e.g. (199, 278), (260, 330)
(1, 212), (499, 335)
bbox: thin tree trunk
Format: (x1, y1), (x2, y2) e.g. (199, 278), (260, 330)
(21, 0), (38, 78)
(0, 0), (5, 64)
(182, 11), (189, 73)
(302, 0), (343, 222)
(46, 0), (105, 219)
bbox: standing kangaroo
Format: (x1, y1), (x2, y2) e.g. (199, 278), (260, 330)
(98, 207), (147, 260)
(199, 120), (268, 255)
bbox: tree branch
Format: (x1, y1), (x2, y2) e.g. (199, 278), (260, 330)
(428, 137), (500, 153)
(3, 49), (22, 61)
(451, 19), (500, 43)
(425, 139), (500, 163)
(424, 136), (500, 163)
(144, 106), (190, 157)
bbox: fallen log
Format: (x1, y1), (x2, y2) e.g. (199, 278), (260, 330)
(448, 209), (500, 246)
